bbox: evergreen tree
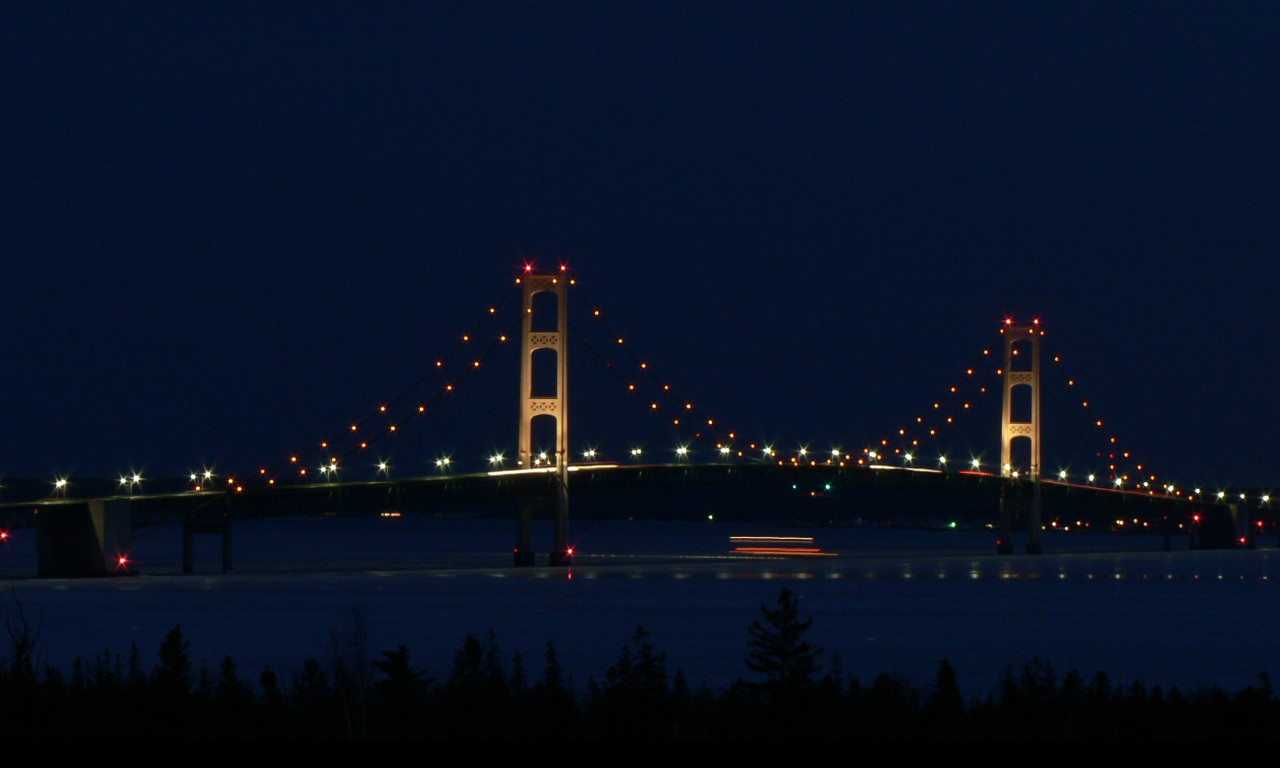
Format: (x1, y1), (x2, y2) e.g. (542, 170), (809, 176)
(926, 658), (965, 736)
(150, 625), (194, 735)
(537, 641), (569, 699)
(532, 641), (579, 734)
(592, 627), (671, 737)
(152, 625), (192, 701)
(745, 587), (821, 694)
(372, 645), (429, 738)
(444, 631), (511, 737)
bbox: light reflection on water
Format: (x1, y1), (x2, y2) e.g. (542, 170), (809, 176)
(0, 515), (1277, 699)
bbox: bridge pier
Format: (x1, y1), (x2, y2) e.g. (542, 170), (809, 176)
(179, 494), (231, 573)
(513, 484), (571, 567)
(997, 496), (1015, 554)
(549, 470), (571, 566)
(36, 499), (132, 578)
(1228, 502), (1252, 548)
(514, 500), (536, 566)
(1026, 479), (1043, 554)
(997, 481), (1042, 555)
(182, 517), (233, 574)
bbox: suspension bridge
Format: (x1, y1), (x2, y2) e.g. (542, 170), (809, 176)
(0, 267), (1266, 577)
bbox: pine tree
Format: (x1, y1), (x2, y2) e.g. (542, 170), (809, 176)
(745, 587), (821, 694)
(153, 625), (192, 701)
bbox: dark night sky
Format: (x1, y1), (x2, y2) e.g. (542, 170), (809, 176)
(2, 4), (1278, 491)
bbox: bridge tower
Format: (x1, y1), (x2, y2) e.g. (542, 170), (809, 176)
(999, 322), (1043, 554)
(515, 272), (572, 567)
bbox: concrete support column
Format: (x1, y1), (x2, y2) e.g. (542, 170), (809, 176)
(182, 512), (233, 574)
(36, 499), (131, 578)
(222, 516), (233, 573)
(1027, 478), (1043, 554)
(997, 492), (1014, 554)
(183, 521), (194, 574)
(514, 499), (535, 566)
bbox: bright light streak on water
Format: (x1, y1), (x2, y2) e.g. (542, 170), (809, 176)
(0, 517), (1277, 698)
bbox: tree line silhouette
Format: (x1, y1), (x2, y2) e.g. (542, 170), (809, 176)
(1, 588), (1276, 738)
